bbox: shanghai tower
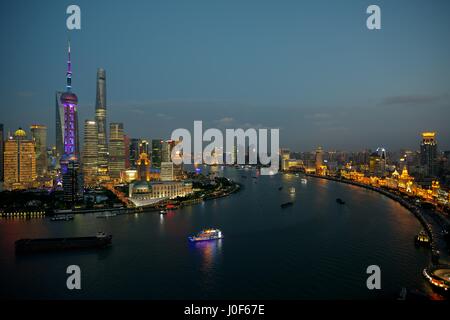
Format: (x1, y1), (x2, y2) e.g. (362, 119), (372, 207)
(95, 68), (109, 181)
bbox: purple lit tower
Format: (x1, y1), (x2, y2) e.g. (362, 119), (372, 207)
(60, 41), (83, 204)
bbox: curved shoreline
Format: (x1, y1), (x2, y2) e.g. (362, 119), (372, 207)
(305, 174), (445, 261)
(305, 173), (450, 297)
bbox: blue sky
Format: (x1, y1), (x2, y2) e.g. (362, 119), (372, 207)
(0, 0), (449, 151)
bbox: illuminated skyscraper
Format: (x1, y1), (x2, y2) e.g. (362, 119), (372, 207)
(30, 124), (47, 177)
(369, 147), (387, 177)
(55, 91), (64, 159)
(3, 128), (36, 190)
(60, 41), (83, 204)
(420, 132), (437, 177)
(95, 68), (109, 181)
(109, 123), (125, 180)
(151, 139), (163, 171)
(83, 120), (98, 186)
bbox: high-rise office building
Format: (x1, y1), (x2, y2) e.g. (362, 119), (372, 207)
(161, 140), (171, 163)
(30, 124), (47, 177)
(129, 138), (141, 169)
(124, 135), (130, 169)
(109, 123), (125, 180)
(95, 68), (109, 181)
(420, 132), (437, 177)
(0, 123), (4, 183)
(83, 120), (98, 186)
(151, 139), (162, 170)
(59, 41), (83, 204)
(160, 162), (174, 181)
(3, 128), (36, 190)
(369, 147), (387, 177)
(55, 91), (64, 160)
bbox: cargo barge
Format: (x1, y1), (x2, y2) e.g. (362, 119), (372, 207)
(15, 232), (112, 254)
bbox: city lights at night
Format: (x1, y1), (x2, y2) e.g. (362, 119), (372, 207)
(0, 0), (449, 316)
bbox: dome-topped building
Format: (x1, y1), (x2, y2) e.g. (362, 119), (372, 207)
(132, 180), (152, 194)
(14, 128), (27, 138)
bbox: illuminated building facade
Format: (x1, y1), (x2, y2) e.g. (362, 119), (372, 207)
(140, 139), (150, 154)
(369, 148), (387, 177)
(128, 180), (193, 207)
(160, 162), (174, 181)
(3, 128), (36, 190)
(280, 149), (290, 171)
(420, 132), (437, 177)
(83, 120), (98, 186)
(30, 124), (47, 177)
(137, 152), (151, 181)
(109, 123), (125, 180)
(96, 68), (109, 181)
(315, 146), (325, 175)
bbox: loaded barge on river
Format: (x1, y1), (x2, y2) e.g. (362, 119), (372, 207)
(15, 232), (112, 254)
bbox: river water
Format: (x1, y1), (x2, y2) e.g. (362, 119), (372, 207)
(0, 167), (431, 299)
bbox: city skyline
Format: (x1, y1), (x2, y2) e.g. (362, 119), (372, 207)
(0, 0), (449, 151)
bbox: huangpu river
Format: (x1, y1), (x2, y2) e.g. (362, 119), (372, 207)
(0, 167), (432, 299)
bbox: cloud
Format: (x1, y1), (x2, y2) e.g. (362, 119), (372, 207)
(214, 117), (235, 125)
(156, 113), (173, 120)
(380, 94), (448, 106)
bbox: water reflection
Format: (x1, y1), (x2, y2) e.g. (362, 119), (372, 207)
(190, 239), (223, 273)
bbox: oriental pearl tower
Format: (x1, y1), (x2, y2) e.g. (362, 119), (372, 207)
(60, 40), (83, 205)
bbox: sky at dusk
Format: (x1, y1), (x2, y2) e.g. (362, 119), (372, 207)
(0, 0), (449, 152)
